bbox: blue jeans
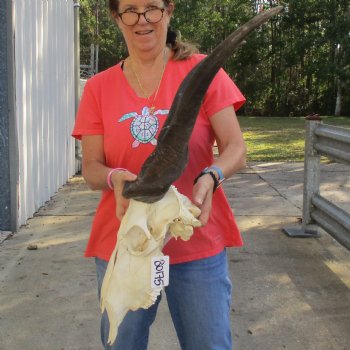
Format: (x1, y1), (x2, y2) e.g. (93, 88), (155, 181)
(95, 249), (232, 350)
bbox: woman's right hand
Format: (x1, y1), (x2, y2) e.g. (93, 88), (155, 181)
(110, 170), (137, 221)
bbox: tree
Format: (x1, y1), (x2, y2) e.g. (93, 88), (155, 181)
(79, 0), (350, 116)
(80, 0), (126, 71)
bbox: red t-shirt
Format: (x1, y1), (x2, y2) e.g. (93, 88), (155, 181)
(72, 54), (245, 264)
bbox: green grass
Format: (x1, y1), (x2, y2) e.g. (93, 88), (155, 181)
(238, 116), (350, 162)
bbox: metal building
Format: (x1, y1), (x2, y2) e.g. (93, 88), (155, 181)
(0, 0), (79, 233)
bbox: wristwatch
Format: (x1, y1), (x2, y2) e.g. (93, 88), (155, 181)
(194, 165), (225, 192)
(206, 166), (225, 185)
(204, 165), (225, 189)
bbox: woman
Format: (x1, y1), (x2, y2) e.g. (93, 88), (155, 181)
(73, 0), (246, 349)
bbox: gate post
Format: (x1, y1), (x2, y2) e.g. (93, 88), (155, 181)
(301, 115), (321, 234)
(283, 115), (321, 237)
(74, 0), (82, 173)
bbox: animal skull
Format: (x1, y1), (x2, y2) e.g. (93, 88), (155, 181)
(100, 186), (201, 345)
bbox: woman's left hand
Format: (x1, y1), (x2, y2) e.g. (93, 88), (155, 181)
(192, 174), (215, 226)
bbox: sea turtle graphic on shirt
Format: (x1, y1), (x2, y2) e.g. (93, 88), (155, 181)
(119, 106), (169, 148)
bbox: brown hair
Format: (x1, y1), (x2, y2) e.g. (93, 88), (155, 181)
(108, 0), (198, 60)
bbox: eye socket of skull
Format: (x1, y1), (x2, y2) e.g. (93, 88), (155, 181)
(147, 193), (181, 240)
(125, 226), (150, 254)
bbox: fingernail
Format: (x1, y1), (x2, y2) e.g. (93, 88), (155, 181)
(195, 197), (202, 205)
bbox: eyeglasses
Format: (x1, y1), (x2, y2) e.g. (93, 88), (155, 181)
(118, 8), (165, 26)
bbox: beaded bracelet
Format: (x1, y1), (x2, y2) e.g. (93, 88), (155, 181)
(107, 168), (127, 190)
(193, 169), (219, 192)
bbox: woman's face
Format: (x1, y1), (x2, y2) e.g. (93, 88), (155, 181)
(115, 0), (174, 56)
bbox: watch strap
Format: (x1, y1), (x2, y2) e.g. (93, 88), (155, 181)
(205, 166), (225, 182)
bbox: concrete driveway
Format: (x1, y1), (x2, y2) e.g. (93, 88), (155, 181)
(1, 162), (349, 350)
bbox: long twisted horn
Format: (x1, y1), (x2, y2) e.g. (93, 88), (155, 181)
(123, 6), (284, 203)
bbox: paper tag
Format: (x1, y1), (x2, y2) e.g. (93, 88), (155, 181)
(151, 256), (169, 288)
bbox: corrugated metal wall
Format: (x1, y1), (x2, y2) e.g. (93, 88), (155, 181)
(14, 0), (76, 226)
